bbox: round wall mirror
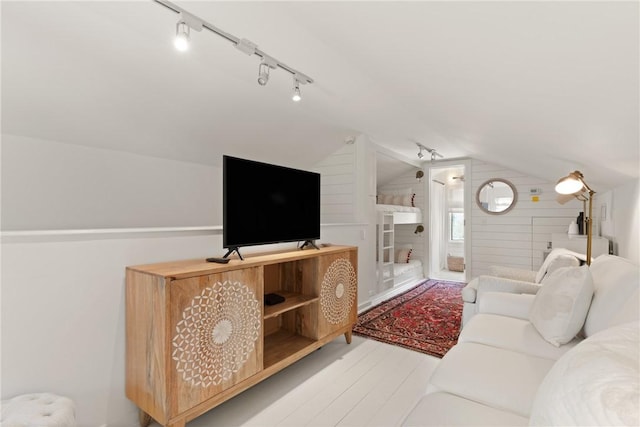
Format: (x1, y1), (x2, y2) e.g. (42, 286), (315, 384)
(476, 178), (517, 214)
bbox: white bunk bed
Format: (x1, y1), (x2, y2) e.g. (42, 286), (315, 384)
(376, 204), (424, 290)
(375, 204), (423, 224)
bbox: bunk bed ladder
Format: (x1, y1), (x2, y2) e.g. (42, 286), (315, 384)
(377, 211), (395, 290)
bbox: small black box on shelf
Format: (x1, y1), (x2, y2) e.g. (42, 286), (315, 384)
(264, 293), (285, 306)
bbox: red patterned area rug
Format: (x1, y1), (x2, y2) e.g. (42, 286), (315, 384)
(353, 280), (465, 358)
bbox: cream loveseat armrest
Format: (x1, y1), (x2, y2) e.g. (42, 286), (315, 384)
(462, 276), (541, 326)
(478, 292), (536, 320)
(487, 248), (583, 284)
(487, 265), (537, 283)
(477, 275), (542, 297)
(463, 276), (541, 305)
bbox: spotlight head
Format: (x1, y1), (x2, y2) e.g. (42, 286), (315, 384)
(417, 151), (424, 159)
(174, 21), (190, 51)
(257, 63), (270, 86)
(292, 79), (302, 102)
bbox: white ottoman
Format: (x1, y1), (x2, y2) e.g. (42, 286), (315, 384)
(0, 393), (76, 427)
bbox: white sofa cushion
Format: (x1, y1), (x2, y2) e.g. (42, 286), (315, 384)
(426, 342), (555, 417)
(613, 288), (640, 326)
(530, 321), (639, 426)
(584, 255), (640, 337)
(459, 313), (580, 360)
(529, 265), (594, 346)
(402, 392), (528, 426)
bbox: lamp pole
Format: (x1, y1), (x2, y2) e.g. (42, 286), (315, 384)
(585, 189), (595, 266)
(555, 171), (595, 266)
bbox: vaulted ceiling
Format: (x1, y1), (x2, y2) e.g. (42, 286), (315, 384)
(2, 1), (638, 191)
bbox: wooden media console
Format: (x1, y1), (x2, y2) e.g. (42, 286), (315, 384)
(125, 245), (358, 427)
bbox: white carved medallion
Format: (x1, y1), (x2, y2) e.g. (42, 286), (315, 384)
(320, 258), (357, 324)
(172, 280), (261, 388)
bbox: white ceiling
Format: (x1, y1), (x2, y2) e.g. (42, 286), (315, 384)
(2, 1), (638, 191)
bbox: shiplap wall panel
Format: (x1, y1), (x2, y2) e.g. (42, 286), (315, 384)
(313, 144), (357, 224)
(474, 247), (532, 257)
(472, 239), (534, 249)
(471, 159), (584, 276)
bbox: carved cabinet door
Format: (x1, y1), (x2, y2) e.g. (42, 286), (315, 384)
(169, 267), (263, 415)
(316, 250), (358, 339)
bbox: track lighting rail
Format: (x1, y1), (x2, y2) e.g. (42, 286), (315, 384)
(415, 142), (443, 161)
(153, 0), (314, 85)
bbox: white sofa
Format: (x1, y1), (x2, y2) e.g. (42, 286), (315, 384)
(461, 248), (584, 327)
(402, 255), (639, 426)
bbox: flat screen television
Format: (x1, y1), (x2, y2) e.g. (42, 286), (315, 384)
(222, 155), (321, 259)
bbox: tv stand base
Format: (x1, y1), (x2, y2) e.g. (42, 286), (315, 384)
(300, 240), (320, 250)
(223, 247), (244, 260)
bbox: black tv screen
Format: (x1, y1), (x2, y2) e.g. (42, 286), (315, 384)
(223, 155), (321, 251)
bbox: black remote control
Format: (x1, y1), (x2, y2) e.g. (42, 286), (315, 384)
(206, 257), (230, 264)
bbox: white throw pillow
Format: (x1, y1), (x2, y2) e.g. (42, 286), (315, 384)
(529, 265), (594, 346)
(530, 321), (639, 426)
(377, 188), (415, 207)
(395, 248), (412, 263)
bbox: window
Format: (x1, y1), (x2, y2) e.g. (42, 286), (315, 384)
(449, 211), (464, 241)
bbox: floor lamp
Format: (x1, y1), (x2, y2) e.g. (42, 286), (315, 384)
(555, 171), (596, 265)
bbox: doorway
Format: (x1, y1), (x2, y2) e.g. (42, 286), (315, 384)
(427, 161), (471, 282)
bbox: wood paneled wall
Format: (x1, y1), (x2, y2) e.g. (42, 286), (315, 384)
(312, 144), (357, 224)
(471, 159), (586, 276)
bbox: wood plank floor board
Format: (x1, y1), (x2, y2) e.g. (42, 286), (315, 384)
(277, 339), (394, 426)
(184, 337), (374, 427)
(150, 336), (439, 427)
(334, 349), (435, 427)
(309, 345), (421, 427)
(364, 357), (440, 427)
(245, 339), (385, 427)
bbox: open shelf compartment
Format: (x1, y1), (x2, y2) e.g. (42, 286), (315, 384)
(264, 291), (319, 319)
(262, 259), (320, 367)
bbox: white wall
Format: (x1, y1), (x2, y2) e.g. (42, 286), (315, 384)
(470, 159), (586, 276)
(312, 135), (377, 306)
(312, 142), (358, 224)
(1, 134), (221, 230)
(598, 178), (640, 264)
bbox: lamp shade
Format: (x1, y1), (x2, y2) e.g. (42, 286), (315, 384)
(555, 171), (585, 195)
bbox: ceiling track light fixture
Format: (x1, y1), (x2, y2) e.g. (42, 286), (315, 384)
(257, 63), (270, 86)
(292, 77), (302, 102)
(174, 20), (190, 51)
(415, 142), (443, 161)
(155, 0), (314, 101)
(257, 56), (278, 86)
(173, 11), (203, 52)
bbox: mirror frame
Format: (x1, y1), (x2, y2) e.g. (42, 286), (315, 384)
(475, 178), (518, 215)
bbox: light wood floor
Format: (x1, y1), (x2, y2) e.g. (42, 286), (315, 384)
(153, 336), (439, 427)
(430, 269), (465, 282)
